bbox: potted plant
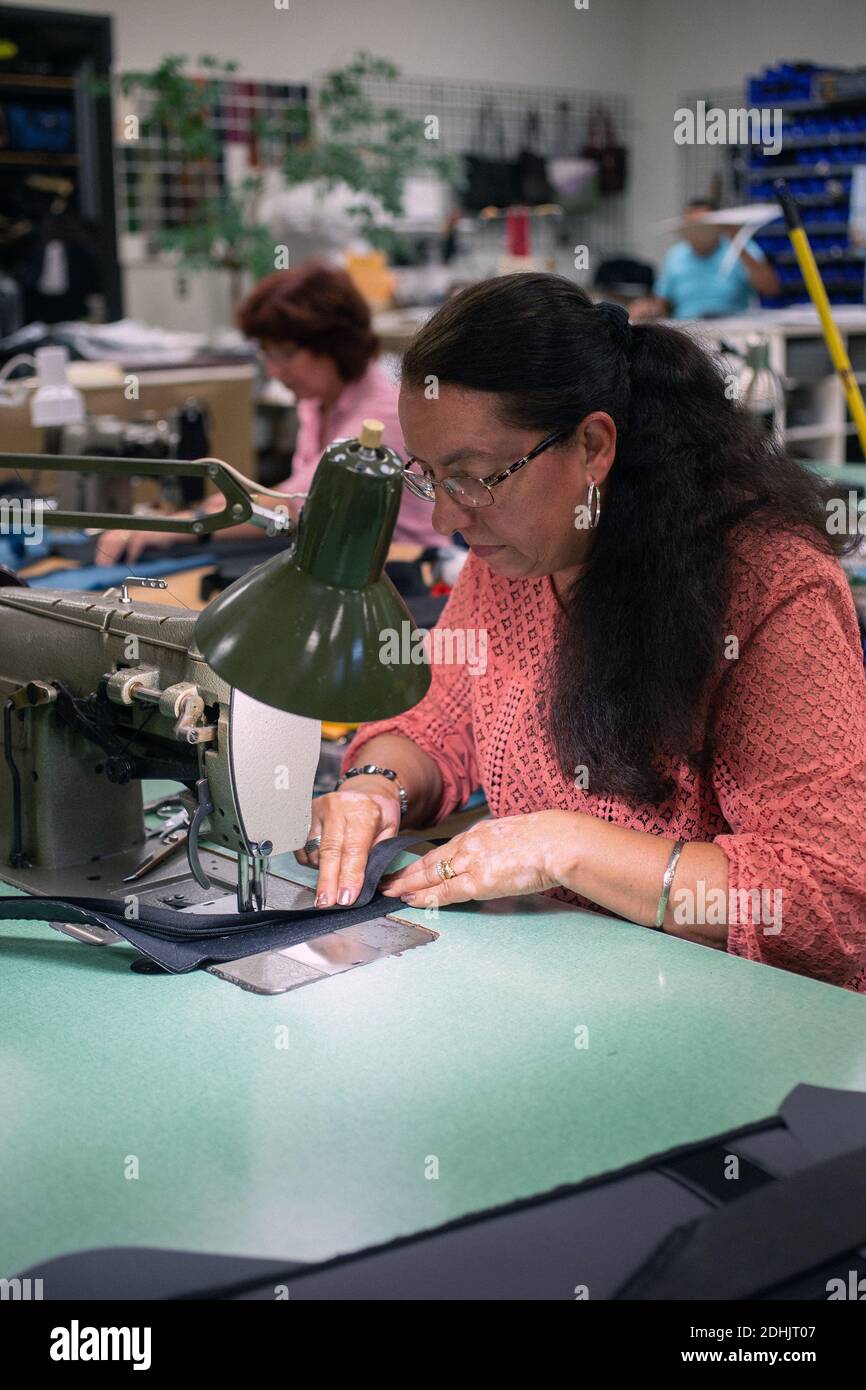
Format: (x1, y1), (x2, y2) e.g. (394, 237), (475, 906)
(109, 51), (459, 304)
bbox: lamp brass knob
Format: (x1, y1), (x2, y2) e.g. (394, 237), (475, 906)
(359, 418), (384, 448)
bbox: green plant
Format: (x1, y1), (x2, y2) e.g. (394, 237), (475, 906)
(116, 54), (236, 160)
(111, 51), (459, 289)
(156, 179), (279, 286)
(279, 51), (460, 255)
(112, 54), (256, 290)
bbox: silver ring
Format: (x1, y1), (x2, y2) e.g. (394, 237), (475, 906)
(435, 858), (457, 881)
(303, 836), (321, 854)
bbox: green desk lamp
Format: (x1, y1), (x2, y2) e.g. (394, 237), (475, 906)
(194, 419), (431, 721)
(0, 419), (431, 722)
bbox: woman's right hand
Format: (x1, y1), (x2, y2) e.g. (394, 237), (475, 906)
(294, 778), (403, 908)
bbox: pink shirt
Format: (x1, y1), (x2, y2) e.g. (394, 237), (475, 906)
(277, 360), (440, 549)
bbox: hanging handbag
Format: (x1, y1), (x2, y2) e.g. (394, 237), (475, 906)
(516, 110), (554, 205)
(547, 99), (600, 212)
(582, 103), (628, 196)
(461, 98), (519, 211)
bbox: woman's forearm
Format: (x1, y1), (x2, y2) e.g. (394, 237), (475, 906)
(548, 812), (730, 947)
(740, 248), (780, 297)
(211, 519), (269, 543)
(345, 734), (444, 827)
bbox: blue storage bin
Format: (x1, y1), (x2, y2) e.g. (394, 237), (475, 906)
(4, 104), (73, 153)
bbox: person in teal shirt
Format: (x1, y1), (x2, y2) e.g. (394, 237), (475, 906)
(631, 198), (780, 321)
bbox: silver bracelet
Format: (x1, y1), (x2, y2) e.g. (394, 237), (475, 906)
(655, 839), (685, 930)
(334, 764), (408, 820)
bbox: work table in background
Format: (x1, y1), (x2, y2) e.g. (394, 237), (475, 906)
(0, 362), (256, 480)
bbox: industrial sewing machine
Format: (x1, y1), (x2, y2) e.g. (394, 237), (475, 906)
(0, 579), (320, 910)
(0, 431), (432, 986)
(0, 448), (324, 915)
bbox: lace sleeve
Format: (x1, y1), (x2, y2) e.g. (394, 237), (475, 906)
(341, 553), (482, 821)
(711, 577), (866, 987)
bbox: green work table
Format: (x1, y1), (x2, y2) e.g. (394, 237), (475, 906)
(2, 820), (865, 1281)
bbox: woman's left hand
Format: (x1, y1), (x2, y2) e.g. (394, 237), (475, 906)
(380, 811), (573, 907)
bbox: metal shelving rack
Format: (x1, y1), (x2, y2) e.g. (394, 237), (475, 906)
(745, 63), (866, 308)
(0, 5), (121, 320)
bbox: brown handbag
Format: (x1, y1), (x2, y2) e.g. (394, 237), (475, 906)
(582, 104), (628, 196)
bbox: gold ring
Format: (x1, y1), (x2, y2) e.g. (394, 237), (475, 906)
(435, 858), (457, 881)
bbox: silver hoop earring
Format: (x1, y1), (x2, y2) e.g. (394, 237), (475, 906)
(587, 481), (601, 528)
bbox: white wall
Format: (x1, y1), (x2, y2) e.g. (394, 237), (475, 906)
(631, 0), (866, 265)
(16, 0), (866, 311)
(18, 0), (642, 327)
(20, 0), (637, 90)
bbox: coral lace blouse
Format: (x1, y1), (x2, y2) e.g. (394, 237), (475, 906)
(346, 522), (866, 992)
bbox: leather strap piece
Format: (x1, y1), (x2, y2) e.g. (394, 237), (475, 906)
(616, 1142), (866, 1299)
(0, 833), (422, 974)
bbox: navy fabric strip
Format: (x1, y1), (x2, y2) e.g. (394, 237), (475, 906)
(0, 833), (423, 973)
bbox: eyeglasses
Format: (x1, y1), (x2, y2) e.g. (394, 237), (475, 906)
(401, 429), (571, 509)
(258, 343), (300, 364)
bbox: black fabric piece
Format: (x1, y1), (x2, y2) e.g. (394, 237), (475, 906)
(730, 1123), (815, 1179)
(13, 1247), (306, 1301)
(203, 546), (448, 617)
(756, 1252), (866, 1302)
(13, 1086), (866, 1300)
(658, 1143), (774, 1206)
(616, 1142), (866, 1300)
(0, 832), (421, 973)
(779, 1080), (866, 1162)
(732, 1083), (866, 1180)
(14, 1104), (785, 1300)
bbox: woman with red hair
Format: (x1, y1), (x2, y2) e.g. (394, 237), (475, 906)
(96, 262), (440, 562)
(240, 263), (438, 544)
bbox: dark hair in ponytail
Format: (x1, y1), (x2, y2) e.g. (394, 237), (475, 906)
(402, 273), (855, 803)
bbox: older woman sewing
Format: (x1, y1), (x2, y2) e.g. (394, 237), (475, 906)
(297, 273), (866, 992)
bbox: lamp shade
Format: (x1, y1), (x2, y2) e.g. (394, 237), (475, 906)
(194, 423), (432, 721)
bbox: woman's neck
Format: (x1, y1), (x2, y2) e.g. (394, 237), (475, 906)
(318, 377), (344, 412)
(551, 562), (586, 607)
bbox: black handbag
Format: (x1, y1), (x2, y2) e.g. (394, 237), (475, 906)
(516, 110), (554, 206)
(461, 98), (519, 211)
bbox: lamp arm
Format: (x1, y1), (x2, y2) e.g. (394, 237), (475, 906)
(0, 451), (298, 537)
